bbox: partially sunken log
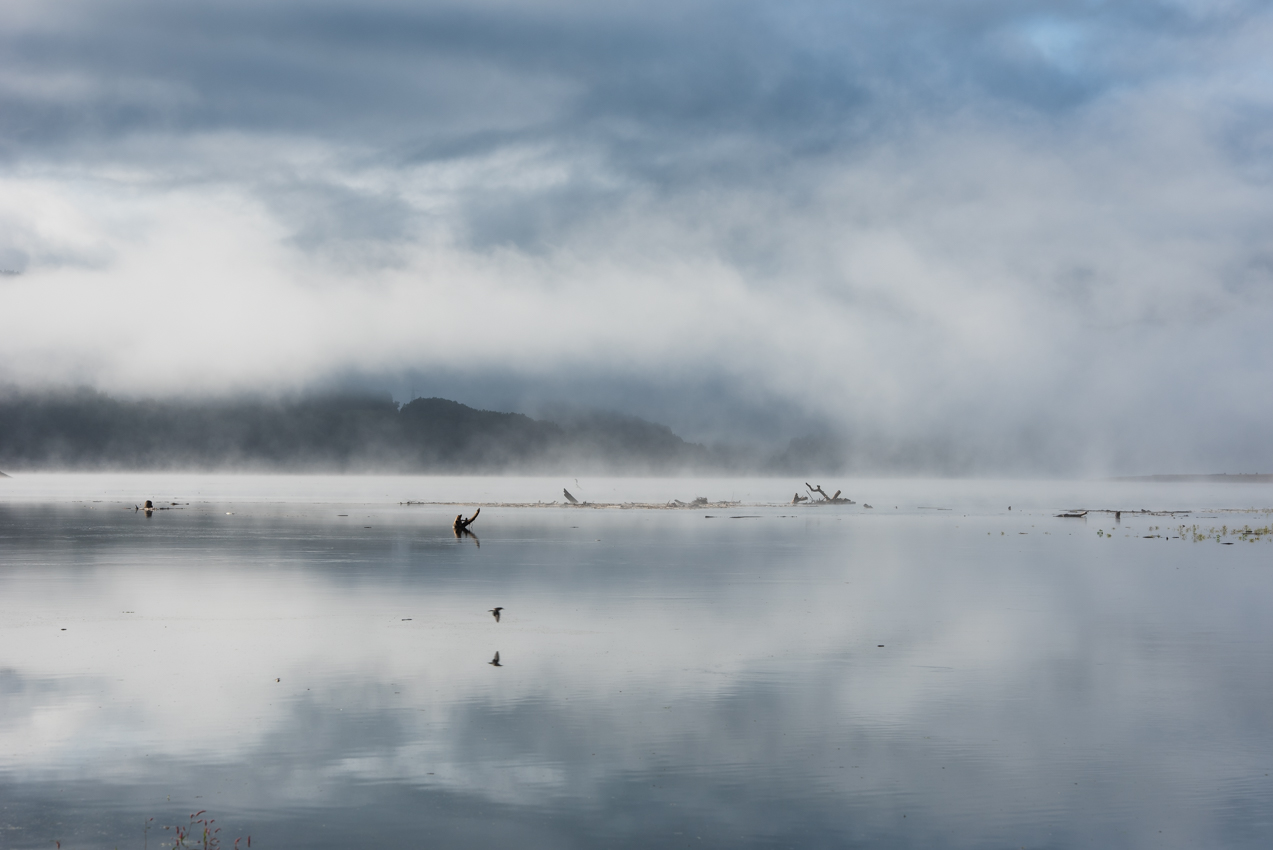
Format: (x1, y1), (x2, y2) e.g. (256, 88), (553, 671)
(563, 489), (580, 504)
(453, 508), (480, 532)
(792, 493), (808, 504)
(804, 483), (855, 504)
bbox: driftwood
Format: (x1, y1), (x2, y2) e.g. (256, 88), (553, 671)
(563, 489), (580, 504)
(670, 497), (709, 507)
(804, 483), (855, 505)
(792, 493), (808, 504)
(1062, 508), (1193, 517)
(453, 508), (480, 532)
(404, 499), (740, 510)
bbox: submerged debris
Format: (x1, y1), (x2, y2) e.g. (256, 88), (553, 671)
(1062, 508), (1193, 517)
(405, 499), (740, 510)
(800, 483), (855, 505)
(453, 509), (481, 545)
(669, 497), (709, 507)
(453, 509), (480, 531)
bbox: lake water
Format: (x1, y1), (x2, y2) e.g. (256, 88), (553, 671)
(1, 474), (1272, 849)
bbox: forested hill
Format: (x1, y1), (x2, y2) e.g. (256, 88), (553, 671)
(0, 391), (729, 473)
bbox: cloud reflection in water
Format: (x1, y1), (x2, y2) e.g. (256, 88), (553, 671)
(1, 488), (1271, 848)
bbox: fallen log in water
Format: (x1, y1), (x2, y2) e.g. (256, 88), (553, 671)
(1061, 508), (1194, 517)
(402, 500), (742, 510)
(453, 508), (480, 532)
(802, 483), (855, 504)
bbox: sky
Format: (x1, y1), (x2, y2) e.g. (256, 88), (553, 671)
(1, 0), (1271, 472)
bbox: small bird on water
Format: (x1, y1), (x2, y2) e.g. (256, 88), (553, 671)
(489, 651), (502, 667)
(489, 607), (503, 622)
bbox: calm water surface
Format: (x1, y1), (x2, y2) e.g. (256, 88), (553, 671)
(1, 475), (1272, 849)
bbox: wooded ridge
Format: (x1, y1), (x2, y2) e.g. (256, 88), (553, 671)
(0, 390), (773, 473)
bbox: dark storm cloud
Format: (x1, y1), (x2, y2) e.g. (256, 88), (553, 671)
(2, 0), (1264, 252)
(5, 1), (1251, 173)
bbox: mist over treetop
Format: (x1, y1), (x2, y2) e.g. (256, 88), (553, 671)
(1, 1), (1270, 474)
(0, 389), (777, 473)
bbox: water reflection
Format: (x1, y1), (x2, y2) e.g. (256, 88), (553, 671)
(0, 487), (1271, 849)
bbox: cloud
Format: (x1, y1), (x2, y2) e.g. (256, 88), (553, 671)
(1, 1), (1271, 471)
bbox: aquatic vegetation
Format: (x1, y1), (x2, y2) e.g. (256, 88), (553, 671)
(57, 811), (251, 850)
(160, 811), (250, 850)
(1175, 521), (1271, 543)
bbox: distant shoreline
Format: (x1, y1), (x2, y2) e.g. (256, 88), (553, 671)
(1113, 474), (1273, 483)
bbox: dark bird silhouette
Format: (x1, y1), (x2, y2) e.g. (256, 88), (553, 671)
(489, 607), (503, 622)
(563, 488), (579, 504)
(488, 651), (502, 667)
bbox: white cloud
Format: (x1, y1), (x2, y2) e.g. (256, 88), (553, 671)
(2, 0), (1272, 469)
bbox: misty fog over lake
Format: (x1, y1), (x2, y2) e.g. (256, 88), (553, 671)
(3, 0), (1273, 847)
(2, 475), (1272, 849)
(2, 0), (1273, 474)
